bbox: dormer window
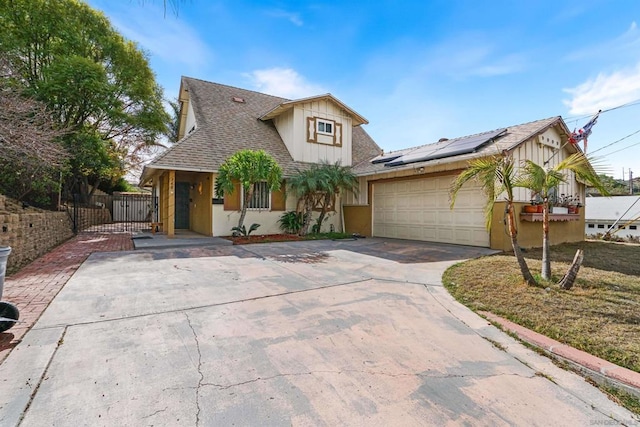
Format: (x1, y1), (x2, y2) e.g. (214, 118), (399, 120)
(317, 119), (334, 136)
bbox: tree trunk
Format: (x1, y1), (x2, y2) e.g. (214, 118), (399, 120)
(299, 198), (314, 236)
(541, 199), (551, 280)
(237, 187), (253, 229)
(558, 249), (584, 290)
(315, 193), (331, 234)
(506, 202), (536, 286)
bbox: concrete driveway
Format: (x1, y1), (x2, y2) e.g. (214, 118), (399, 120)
(0, 238), (634, 426)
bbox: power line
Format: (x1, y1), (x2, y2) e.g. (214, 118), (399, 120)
(589, 129), (640, 155)
(597, 139), (640, 157)
(564, 98), (640, 124)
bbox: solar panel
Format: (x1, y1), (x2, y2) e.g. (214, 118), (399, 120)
(385, 146), (440, 167)
(371, 153), (403, 164)
(384, 128), (507, 167)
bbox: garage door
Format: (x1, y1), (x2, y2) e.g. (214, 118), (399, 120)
(372, 175), (490, 247)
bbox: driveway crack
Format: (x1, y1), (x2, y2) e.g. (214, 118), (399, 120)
(142, 406), (168, 419)
(184, 313), (203, 426)
(201, 369), (535, 390)
(17, 326), (69, 427)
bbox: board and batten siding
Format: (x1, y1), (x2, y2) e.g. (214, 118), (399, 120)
(272, 99), (353, 165)
(510, 128), (584, 204)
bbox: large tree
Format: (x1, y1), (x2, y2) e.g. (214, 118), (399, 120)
(0, 59), (67, 205)
(214, 150), (283, 230)
(450, 154), (537, 286)
(0, 0), (169, 197)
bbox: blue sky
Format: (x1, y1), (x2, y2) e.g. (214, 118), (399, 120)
(89, 0), (640, 180)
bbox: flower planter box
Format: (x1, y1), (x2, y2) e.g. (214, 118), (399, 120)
(552, 206), (568, 214)
(520, 213), (580, 222)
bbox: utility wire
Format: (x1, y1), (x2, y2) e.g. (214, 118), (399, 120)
(564, 98), (640, 125)
(597, 139), (640, 157)
(589, 129), (640, 155)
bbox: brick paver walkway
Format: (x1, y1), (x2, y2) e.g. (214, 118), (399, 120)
(0, 233), (133, 363)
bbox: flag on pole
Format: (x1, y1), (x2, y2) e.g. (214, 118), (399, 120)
(569, 110), (601, 153)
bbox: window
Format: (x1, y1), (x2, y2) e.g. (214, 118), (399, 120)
(317, 119), (334, 135)
(630, 225), (637, 230)
(246, 182), (270, 210)
(587, 224), (594, 228)
(597, 224), (605, 229)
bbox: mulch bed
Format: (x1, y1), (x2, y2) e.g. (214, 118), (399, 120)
(223, 234), (305, 245)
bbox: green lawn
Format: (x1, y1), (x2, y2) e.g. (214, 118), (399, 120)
(443, 241), (640, 373)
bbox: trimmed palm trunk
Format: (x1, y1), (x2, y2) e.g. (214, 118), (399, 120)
(558, 249), (584, 290)
(541, 198), (551, 280)
(506, 203), (537, 286)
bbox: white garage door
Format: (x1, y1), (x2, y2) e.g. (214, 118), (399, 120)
(372, 175), (490, 247)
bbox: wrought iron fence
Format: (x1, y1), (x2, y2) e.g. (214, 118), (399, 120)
(71, 193), (155, 233)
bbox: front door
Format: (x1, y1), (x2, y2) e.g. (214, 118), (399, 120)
(175, 182), (190, 229)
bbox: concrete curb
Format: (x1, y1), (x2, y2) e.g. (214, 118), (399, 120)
(480, 311), (640, 398)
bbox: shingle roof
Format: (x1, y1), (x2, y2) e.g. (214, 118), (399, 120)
(142, 77), (382, 181)
(352, 116), (567, 176)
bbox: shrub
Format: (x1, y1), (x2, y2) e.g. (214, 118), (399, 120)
(231, 223), (260, 237)
(278, 211), (303, 234)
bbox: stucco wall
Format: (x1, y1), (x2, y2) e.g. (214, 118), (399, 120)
(490, 201), (585, 251)
(343, 205), (371, 236)
(213, 204), (342, 236)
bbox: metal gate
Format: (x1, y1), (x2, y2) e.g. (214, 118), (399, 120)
(71, 193), (155, 233)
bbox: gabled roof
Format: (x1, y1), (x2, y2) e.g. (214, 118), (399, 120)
(140, 77), (380, 184)
(585, 196), (640, 221)
(259, 94), (368, 125)
(352, 116), (573, 176)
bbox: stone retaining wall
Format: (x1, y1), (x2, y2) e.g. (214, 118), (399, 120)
(0, 195), (74, 274)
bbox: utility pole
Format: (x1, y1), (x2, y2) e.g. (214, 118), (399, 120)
(631, 169), (634, 195)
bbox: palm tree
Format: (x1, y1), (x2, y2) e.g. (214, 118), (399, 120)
(314, 160), (359, 233)
(518, 152), (609, 283)
(286, 165), (324, 236)
(214, 149), (282, 230)
(451, 154), (537, 286)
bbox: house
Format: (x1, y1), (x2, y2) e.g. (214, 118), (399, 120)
(344, 116), (589, 251)
(141, 77), (589, 251)
(585, 196), (640, 238)
(139, 77), (381, 237)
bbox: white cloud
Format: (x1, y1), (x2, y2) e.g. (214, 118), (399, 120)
(244, 68), (326, 99)
(566, 22), (640, 62)
(266, 9), (303, 26)
(90, 1), (212, 71)
(563, 63), (640, 114)
(112, 18), (211, 71)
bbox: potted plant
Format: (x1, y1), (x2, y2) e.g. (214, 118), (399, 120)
(552, 193), (570, 214)
(567, 194), (581, 214)
(524, 194), (543, 213)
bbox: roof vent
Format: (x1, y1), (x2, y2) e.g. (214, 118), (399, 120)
(438, 138), (449, 142)
(232, 96), (245, 103)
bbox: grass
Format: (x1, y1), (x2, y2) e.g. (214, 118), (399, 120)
(443, 241), (640, 374)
